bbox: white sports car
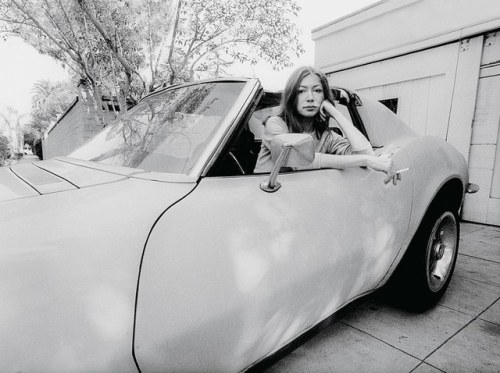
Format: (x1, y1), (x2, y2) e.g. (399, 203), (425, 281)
(0, 78), (474, 372)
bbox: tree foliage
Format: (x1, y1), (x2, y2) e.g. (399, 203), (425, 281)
(30, 79), (77, 133)
(0, 134), (10, 165)
(0, 0), (151, 112)
(0, 0), (303, 125)
(0, 106), (27, 155)
(168, 0), (304, 83)
(23, 130), (35, 145)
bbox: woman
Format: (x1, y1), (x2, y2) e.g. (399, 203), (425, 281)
(254, 66), (396, 183)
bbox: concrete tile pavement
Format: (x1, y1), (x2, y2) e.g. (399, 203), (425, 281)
(264, 222), (500, 373)
(3, 154), (40, 166)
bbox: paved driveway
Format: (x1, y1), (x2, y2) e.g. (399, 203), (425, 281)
(262, 222), (500, 373)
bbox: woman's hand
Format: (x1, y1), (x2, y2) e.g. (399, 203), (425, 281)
(319, 100), (339, 121)
(320, 100), (356, 132)
(321, 99), (374, 155)
(367, 156), (399, 185)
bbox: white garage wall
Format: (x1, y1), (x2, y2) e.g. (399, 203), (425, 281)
(314, 0), (500, 73)
(314, 0), (500, 225)
(463, 32), (500, 225)
(326, 36), (483, 160)
(355, 74), (447, 138)
(327, 42), (458, 138)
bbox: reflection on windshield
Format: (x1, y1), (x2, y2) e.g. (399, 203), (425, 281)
(70, 82), (245, 174)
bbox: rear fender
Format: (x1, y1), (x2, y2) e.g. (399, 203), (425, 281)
(377, 136), (467, 286)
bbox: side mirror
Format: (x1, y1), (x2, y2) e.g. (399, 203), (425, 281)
(260, 134), (314, 193)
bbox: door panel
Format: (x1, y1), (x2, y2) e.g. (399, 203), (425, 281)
(135, 148), (413, 372)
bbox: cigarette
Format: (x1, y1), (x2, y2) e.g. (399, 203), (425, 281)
(395, 168), (409, 174)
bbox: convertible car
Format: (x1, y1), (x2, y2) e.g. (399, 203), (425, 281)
(0, 78), (473, 372)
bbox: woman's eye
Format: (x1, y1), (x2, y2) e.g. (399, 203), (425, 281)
(315, 89), (323, 93)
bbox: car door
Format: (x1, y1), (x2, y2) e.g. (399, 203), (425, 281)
(134, 147), (413, 372)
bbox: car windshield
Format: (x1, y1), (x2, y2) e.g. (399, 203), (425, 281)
(70, 81), (246, 174)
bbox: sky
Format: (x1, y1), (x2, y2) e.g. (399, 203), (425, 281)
(0, 0), (380, 119)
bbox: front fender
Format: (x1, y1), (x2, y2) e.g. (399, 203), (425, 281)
(0, 178), (194, 372)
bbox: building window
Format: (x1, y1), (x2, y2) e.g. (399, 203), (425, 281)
(379, 98), (398, 114)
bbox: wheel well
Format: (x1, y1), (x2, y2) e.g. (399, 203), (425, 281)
(429, 178), (464, 216)
(384, 178), (463, 306)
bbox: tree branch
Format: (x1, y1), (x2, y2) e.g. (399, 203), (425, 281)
(76, 0), (140, 83)
(55, 0), (81, 48)
(41, 0), (78, 55)
(10, 0), (80, 62)
(167, 0), (182, 84)
(188, 37), (255, 72)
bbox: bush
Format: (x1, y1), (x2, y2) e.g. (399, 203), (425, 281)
(23, 131), (36, 146)
(33, 138), (43, 160)
(0, 135), (11, 165)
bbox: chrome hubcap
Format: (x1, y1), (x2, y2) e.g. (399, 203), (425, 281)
(426, 212), (457, 292)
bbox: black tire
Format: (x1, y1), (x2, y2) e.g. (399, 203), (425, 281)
(389, 203), (459, 311)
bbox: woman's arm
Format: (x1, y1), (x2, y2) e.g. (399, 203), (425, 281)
(315, 152), (389, 171)
(318, 101), (398, 183)
(316, 152), (398, 184)
(254, 116), (289, 173)
(320, 100), (373, 155)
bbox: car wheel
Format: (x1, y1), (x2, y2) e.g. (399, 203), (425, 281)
(422, 210), (458, 293)
(390, 204), (459, 311)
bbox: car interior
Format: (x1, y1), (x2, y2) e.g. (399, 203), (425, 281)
(207, 89), (356, 177)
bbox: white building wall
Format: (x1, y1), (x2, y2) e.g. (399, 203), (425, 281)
(323, 37), (483, 161)
(313, 0), (500, 225)
(463, 32), (500, 225)
(43, 101), (81, 159)
(314, 0), (500, 73)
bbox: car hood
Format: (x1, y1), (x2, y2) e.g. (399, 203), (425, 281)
(0, 159), (197, 371)
(0, 157), (148, 202)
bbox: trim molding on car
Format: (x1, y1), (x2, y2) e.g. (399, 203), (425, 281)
(191, 78), (262, 178)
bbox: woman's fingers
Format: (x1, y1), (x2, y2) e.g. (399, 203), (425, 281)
(321, 100), (338, 119)
(383, 168), (397, 184)
(383, 160), (401, 185)
(320, 101), (328, 121)
(370, 157), (399, 185)
(320, 107), (326, 121)
(368, 155), (407, 185)
(384, 173), (398, 185)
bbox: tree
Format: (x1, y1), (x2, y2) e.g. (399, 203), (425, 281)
(167, 0), (304, 83)
(0, 0), (150, 122)
(0, 0), (178, 104)
(0, 0), (303, 122)
(23, 130), (35, 146)
(76, 0), (304, 87)
(30, 79), (77, 133)
(0, 134), (10, 165)
(0, 107), (27, 156)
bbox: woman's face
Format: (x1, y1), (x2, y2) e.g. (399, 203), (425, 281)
(295, 73), (325, 118)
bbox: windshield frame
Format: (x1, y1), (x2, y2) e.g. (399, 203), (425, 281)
(197, 78), (262, 177)
(69, 78), (261, 182)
